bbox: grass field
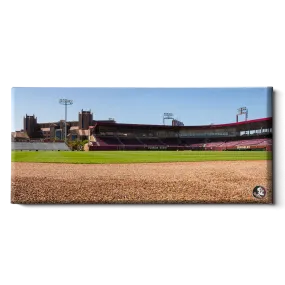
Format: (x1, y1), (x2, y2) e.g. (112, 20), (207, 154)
(11, 150), (272, 164)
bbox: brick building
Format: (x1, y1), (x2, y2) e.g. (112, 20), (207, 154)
(13, 110), (115, 141)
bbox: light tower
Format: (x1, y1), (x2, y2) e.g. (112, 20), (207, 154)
(163, 113), (174, 125)
(59, 99), (73, 141)
(236, 107), (249, 136)
(236, 107), (248, 122)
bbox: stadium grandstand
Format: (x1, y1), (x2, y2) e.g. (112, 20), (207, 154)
(89, 117), (272, 151)
(12, 107), (272, 152)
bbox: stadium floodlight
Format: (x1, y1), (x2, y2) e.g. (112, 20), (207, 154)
(163, 113), (174, 125)
(164, 113), (174, 118)
(59, 99), (73, 141)
(236, 106), (248, 123)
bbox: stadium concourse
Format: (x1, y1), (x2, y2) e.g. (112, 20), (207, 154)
(11, 116), (272, 152)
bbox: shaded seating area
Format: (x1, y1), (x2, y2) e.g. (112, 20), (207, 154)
(139, 138), (165, 145)
(96, 136), (121, 146)
(119, 137), (143, 145)
(161, 138), (180, 145)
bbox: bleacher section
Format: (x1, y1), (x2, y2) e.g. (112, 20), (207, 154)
(12, 142), (70, 151)
(204, 142), (225, 147)
(201, 138), (272, 150)
(259, 139), (272, 145)
(221, 138), (271, 148)
(234, 139), (269, 146)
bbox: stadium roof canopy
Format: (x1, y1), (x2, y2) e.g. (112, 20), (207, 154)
(94, 117), (272, 131)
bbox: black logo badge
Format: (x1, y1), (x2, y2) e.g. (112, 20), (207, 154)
(253, 186), (266, 199)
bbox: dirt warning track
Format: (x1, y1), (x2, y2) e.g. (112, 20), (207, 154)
(11, 161), (272, 204)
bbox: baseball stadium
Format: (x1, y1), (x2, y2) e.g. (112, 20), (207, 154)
(11, 88), (273, 204)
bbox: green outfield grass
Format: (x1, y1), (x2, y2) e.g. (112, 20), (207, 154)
(11, 151), (272, 164)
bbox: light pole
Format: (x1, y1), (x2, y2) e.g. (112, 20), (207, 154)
(59, 99), (73, 141)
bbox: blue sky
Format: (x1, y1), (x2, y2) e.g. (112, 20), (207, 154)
(11, 87), (272, 132)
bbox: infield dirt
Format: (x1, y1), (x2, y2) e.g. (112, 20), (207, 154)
(11, 160), (272, 204)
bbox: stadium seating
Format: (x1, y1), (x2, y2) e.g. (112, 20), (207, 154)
(204, 142), (225, 147)
(161, 138), (180, 145)
(259, 139), (272, 145)
(89, 134), (272, 151)
(119, 138), (143, 145)
(188, 143), (205, 147)
(237, 139), (270, 145)
(96, 136), (168, 146)
(223, 141), (241, 147)
(96, 136), (122, 146)
(185, 138), (272, 150)
(12, 142), (70, 151)
(139, 138), (165, 145)
(180, 138), (205, 146)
